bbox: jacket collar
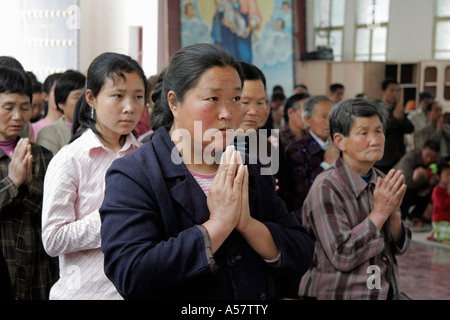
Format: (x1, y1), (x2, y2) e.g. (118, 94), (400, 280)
(334, 155), (380, 198)
(304, 131), (324, 155)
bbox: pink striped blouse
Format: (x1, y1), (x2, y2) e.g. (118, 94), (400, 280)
(188, 169), (217, 195)
(42, 129), (141, 300)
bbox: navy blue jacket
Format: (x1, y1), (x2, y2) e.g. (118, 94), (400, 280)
(100, 127), (314, 300)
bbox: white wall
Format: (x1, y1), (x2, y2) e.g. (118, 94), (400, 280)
(79, 0), (159, 78)
(387, 0), (434, 62)
(0, 1), (22, 58)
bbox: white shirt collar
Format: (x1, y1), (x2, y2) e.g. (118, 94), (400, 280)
(309, 130), (330, 150)
(80, 129), (141, 156)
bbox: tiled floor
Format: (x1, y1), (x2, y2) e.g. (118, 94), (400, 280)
(397, 230), (450, 300)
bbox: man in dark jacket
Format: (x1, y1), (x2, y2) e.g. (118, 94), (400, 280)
(375, 79), (415, 174)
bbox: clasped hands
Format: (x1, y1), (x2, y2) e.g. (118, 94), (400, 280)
(371, 169), (407, 231)
(8, 138), (33, 189)
(206, 145), (251, 234)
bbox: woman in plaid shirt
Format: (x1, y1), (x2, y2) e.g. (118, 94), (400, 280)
(0, 67), (57, 299)
(300, 98), (412, 300)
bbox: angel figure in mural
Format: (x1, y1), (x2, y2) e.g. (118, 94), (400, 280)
(212, 0), (262, 63)
(181, 1), (214, 46)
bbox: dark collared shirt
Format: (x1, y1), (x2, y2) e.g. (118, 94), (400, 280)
(0, 143), (58, 299)
(284, 131), (325, 221)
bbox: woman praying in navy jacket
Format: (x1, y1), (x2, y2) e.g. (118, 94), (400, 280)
(99, 43), (314, 300)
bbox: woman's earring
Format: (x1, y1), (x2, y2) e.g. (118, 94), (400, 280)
(91, 106), (95, 119)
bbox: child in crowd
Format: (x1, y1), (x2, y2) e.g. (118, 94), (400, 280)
(41, 52), (146, 299)
(429, 161), (450, 243)
(31, 73), (63, 141)
(36, 70), (86, 155)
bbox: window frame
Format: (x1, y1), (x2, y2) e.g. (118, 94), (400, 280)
(433, 0), (450, 59)
(353, 0), (390, 62)
(313, 0), (346, 61)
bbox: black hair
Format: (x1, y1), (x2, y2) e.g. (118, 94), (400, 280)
(271, 92), (286, 102)
(295, 84), (308, 92)
(42, 73), (64, 118)
(283, 92), (311, 123)
(419, 91), (435, 102)
(381, 78), (398, 91)
(423, 140), (440, 153)
(0, 56), (24, 71)
(151, 43), (244, 132)
(54, 70), (86, 113)
(0, 67), (33, 103)
(238, 61), (266, 91)
(355, 93), (368, 99)
(329, 98), (390, 140)
(272, 85), (284, 94)
(26, 71), (38, 83)
(32, 81), (43, 94)
(425, 100), (440, 113)
(43, 73), (63, 95)
(330, 83), (345, 93)
(437, 159), (450, 176)
(71, 52), (147, 143)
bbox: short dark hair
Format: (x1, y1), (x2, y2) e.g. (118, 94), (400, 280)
(437, 160), (450, 176)
(0, 56), (24, 71)
(239, 61), (266, 91)
(330, 83), (344, 93)
(283, 92), (311, 123)
(32, 81), (43, 94)
(419, 91), (434, 102)
(272, 85), (284, 94)
(271, 92), (286, 102)
(295, 84), (308, 92)
(54, 70), (86, 113)
(329, 98), (389, 140)
(423, 140), (440, 153)
(381, 78), (398, 91)
(0, 67), (33, 102)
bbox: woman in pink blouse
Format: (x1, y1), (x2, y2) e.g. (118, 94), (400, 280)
(41, 52), (147, 300)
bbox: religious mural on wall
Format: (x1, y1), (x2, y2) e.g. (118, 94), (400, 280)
(180, 0), (294, 97)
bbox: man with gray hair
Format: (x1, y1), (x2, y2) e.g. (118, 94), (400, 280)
(299, 98), (411, 300)
(284, 95), (339, 222)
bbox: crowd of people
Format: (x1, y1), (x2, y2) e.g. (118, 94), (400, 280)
(0, 42), (449, 301)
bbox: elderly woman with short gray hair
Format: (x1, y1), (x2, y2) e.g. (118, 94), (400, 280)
(299, 98), (412, 300)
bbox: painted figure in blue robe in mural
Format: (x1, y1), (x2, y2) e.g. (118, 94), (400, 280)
(212, 0), (262, 63)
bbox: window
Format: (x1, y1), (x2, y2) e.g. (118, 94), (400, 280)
(313, 0), (346, 61)
(354, 0), (390, 61)
(434, 0), (450, 59)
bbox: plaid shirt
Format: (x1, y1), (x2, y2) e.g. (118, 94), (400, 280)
(299, 156), (411, 300)
(0, 143), (58, 300)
